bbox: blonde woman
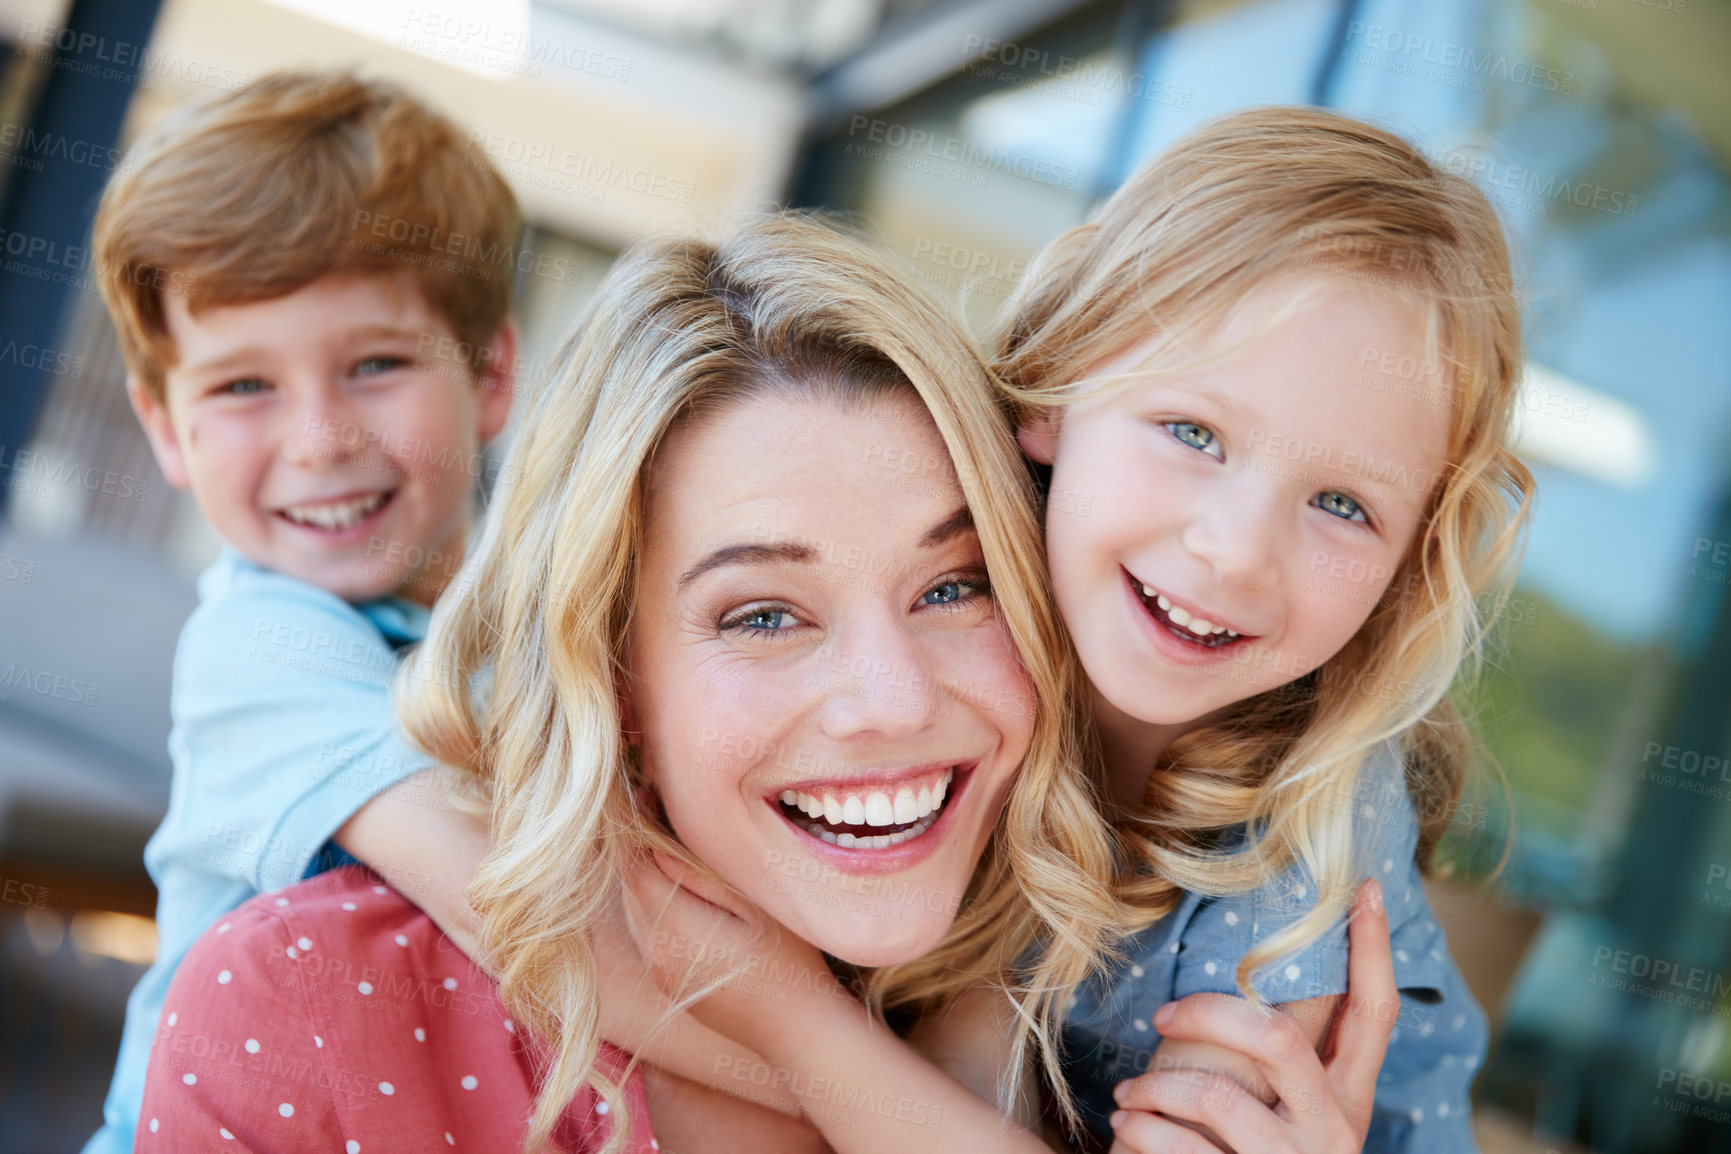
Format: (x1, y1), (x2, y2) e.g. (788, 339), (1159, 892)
(137, 211), (1399, 1154)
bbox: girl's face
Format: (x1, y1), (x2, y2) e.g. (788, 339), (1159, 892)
(626, 391), (1034, 967)
(1020, 277), (1450, 729)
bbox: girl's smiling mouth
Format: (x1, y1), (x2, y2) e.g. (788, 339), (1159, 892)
(770, 763), (972, 855)
(1125, 568), (1253, 650)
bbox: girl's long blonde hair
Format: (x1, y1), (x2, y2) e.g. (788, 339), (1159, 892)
(994, 107), (1534, 997)
(398, 212), (1120, 1150)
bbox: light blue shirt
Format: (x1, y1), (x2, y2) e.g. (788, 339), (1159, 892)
(81, 549), (430, 1154)
(1061, 744), (1487, 1153)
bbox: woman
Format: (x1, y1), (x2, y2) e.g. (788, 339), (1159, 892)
(136, 213), (1396, 1153)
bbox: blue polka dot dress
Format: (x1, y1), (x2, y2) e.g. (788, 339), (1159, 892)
(1060, 743), (1487, 1153)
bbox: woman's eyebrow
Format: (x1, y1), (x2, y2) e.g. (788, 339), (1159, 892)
(678, 541), (818, 588)
(920, 505), (974, 548)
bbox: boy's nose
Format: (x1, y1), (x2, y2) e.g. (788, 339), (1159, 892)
(282, 387), (362, 465)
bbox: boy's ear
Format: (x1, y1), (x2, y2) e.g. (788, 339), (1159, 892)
(126, 374), (192, 492)
(476, 320), (517, 444)
(1016, 411), (1060, 466)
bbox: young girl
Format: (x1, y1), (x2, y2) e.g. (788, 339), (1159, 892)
(991, 107), (1533, 1152)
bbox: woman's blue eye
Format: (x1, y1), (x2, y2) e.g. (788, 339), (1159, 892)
(1166, 421), (1223, 460)
(1314, 491), (1368, 523)
(920, 577), (987, 608)
(725, 605), (802, 637)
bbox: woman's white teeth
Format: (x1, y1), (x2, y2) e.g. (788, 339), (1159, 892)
(780, 768), (955, 844)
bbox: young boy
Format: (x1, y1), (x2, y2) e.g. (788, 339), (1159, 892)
(81, 71), (517, 1154)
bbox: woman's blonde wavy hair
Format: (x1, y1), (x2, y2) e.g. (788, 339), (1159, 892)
(398, 212), (1120, 1151)
(993, 107), (1534, 998)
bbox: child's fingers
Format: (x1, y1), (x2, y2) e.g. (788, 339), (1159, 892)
(1110, 1070), (1294, 1154)
(1326, 879), (1396, 1123)
(1146, 994), (1330, 1114)
(1107, 1108), (1232, 1154)
(649, 849), (755, 923)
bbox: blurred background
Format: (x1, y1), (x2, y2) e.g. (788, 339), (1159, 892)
(0, 0), (1725, 1150)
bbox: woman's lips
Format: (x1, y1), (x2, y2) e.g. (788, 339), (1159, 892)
(769, 763), (975, 873)
(777, 766), (953, 849)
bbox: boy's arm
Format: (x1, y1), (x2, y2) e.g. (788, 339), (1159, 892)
(331, 769), (488, 959)
(159, 575), (439, 894)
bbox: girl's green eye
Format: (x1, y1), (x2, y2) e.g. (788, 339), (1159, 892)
(1166, 421), (1223, 460)
(1314, 491), (1367, 523)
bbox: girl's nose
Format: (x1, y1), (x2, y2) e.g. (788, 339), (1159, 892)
(1181, 477), (1284, 589)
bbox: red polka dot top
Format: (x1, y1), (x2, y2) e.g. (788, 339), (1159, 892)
(137, 866), (658, 1152)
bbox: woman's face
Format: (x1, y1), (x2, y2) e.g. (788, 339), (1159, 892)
(626, 390), (1034, 966)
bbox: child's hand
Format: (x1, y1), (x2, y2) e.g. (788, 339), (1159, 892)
(621, 851), (855, 1057)
(1105, 879), (1395, 1154)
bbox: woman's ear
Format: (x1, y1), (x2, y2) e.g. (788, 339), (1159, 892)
(616, 672), (642, 747)
(1016, 411), (1060, 465)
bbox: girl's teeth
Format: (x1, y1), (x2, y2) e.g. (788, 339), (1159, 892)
(823, 795), (843, 825)
(841, 796), (866, 826)
(863, 793), (895, 827)
(1139, 581), (1243, 641)
(916, 785), (933, 814)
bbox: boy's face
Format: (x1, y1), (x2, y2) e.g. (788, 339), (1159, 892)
(131, 273), (513, 605)
(1019, 277), (1450, 729)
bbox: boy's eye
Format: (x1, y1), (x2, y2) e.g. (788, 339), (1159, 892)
(1165, 421), (1223, 461)
(217, 377), (269, 397)
(1313, 491), (1368, 523)
(355, 355), (409, 377)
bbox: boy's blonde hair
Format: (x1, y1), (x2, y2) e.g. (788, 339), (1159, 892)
(95, 70), (520, 402)
(398, 212), (1120, 1151)
(994, 107), (1533, 996)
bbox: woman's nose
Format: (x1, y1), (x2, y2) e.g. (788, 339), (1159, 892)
(813, 621), (945, 743)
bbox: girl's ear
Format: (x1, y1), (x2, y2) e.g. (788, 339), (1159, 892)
(1016, 411), (1060, 465)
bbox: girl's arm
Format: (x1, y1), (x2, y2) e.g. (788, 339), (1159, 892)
(624, 854), (1057, 1154)
(1107, 880), (1396, 1154)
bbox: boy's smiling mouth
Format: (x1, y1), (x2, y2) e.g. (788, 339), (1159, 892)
(774, 764), (966, 850)
(1125, 568), (1252, 650)
(276, 489), (395, 533)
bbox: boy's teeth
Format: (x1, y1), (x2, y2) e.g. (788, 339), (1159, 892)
(1188, 618), (1214, 635)
(282, 492), (386, 530)
(1168, 604), (1192, 627)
